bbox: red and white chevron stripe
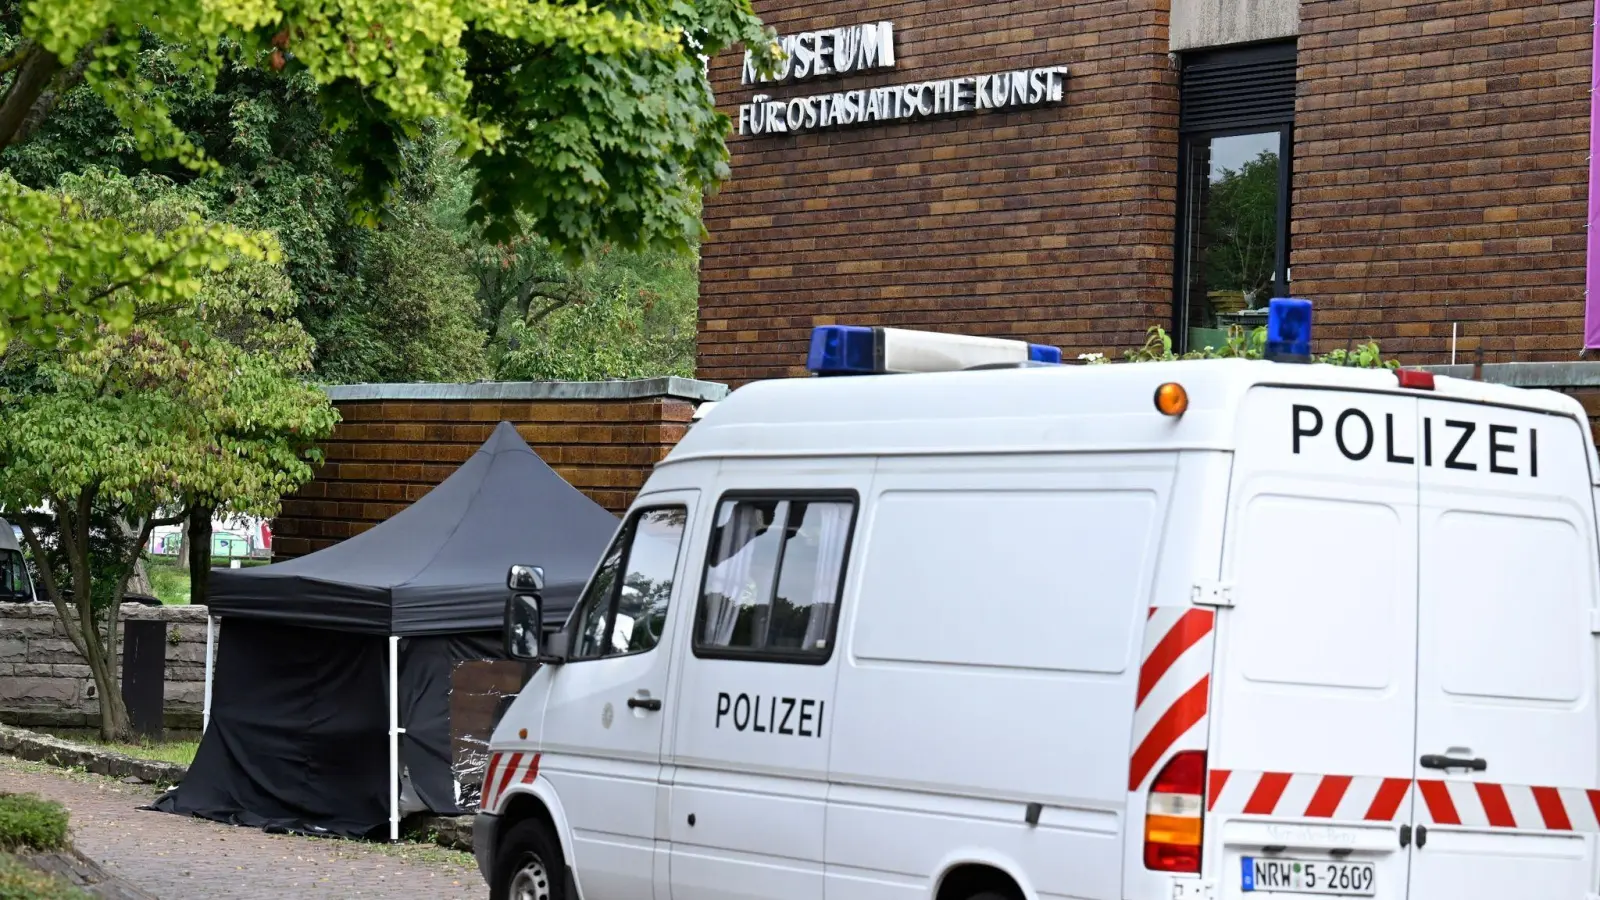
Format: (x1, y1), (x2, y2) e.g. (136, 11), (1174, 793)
(1207, 770), (1600, 834)
(1416, 779), (1600, 833)
(1207, 770), (1411, 822)
(480, 751), (541, 813)
(1129, 606), (1216, 792)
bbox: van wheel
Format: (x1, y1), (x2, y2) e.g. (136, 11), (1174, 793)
(964, 892), (1017, 900)
(491, 819), (566, 900)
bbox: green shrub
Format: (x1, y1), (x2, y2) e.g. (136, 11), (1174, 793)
(1112, 325), (1398, 369)
(0, 796), (67, 852)
(0, 855), (91, 900)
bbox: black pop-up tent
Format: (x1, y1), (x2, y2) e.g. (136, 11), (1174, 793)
(151, 422), (618, 839)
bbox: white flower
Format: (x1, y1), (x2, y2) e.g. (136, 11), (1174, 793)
(1077, 352), (1104, 362)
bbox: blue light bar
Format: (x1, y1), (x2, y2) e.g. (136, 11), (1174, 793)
(1264, 298), (1313, 363)
(807, 325), (880, 375)
(805, 325), (1061, 375)
(1029, 344), (1063, 364)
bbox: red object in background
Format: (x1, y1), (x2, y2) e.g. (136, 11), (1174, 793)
(260, 521), (272, 550)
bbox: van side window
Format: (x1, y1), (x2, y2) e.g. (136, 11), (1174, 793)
(695, 496), (855, 662)
(570, 507), (687, 660)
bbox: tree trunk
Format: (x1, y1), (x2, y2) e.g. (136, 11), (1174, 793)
(120, 518), (152, 598)
(0, 44), (61, 149)
(188, 506), (213, 606)
(176, 516), (190, 571)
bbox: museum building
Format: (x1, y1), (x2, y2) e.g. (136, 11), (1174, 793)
(696, 0), (1593, 384)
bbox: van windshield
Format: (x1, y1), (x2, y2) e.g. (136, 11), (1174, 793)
(0, 550), (31, 600)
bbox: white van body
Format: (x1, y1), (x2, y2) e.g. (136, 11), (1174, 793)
(475, 358), (1600, 900)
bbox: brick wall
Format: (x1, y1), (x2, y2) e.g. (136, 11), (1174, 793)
(273, 379), (725, 560)
(1294, 0), (1592, 361)
(698, 0), (1180, 385)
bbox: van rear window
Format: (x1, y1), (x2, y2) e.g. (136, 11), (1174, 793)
(695, 495), (857, 663)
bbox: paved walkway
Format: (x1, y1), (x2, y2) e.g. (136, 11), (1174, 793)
(0, 757), (482, 899)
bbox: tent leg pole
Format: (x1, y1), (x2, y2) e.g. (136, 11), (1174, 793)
(203, 616), (215, 733)
(389, 634), (400, 843)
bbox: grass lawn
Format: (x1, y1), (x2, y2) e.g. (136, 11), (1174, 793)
(42, 729), (201, 768)
(145, 555), (268, 605)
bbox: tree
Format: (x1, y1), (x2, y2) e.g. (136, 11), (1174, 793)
(490, 241), (699, 381)
(0, 169), (337, 739)
(1201, 150), (1280, 306)
(0, 0), (777, 351)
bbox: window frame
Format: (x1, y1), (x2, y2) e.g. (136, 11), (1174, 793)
(691, 489), (860, 666)
(1172, 40), (1297, 354)
(564, 503), (689, 663)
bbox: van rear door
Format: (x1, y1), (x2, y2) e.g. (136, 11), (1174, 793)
(1409, 400), (1600, 899)
(1207, 386), (1420, 900)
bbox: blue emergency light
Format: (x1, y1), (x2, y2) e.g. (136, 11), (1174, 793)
(806, 325), (1062, 375)
(1264, 298), (1313, 363)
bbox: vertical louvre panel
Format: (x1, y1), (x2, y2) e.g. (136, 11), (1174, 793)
(1180, 43), (1296, 133)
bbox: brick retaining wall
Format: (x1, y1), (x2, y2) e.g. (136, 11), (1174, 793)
(273, 378), (726, 561)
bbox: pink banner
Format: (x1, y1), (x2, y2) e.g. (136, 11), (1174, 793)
(1586, 11), (1600, 348)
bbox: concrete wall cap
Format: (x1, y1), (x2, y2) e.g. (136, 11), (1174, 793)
(323, 377), (729, 404)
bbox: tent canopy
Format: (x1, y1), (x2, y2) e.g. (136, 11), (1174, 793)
(208, 421), (619, 636)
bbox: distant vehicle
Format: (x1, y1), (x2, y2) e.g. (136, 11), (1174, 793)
(0, 518), (36, 603)
(477, 303), (1600, 900)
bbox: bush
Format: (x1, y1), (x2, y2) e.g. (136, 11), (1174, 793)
(0, 855), (90, 900)
(0, 796), (67, 852)
(1113, 325), (1398, 369)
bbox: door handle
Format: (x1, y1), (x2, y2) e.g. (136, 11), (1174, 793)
(1420, 754), (1487, 772)
(627, 696), (662, 711)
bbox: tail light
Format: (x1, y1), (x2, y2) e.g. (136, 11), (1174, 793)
(1144, 750), (1206, 873)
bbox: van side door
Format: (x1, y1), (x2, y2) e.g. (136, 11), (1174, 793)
(666, 464), (864, 900)
(1410, 402), (1600, 899)
(538, 493), (697, 900)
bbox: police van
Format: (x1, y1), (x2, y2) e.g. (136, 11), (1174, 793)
(476, 300), (1600, 900)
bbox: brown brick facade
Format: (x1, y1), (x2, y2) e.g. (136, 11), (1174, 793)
(701, 0), (1595, 381)
(698, 0), (1181, 384)
(1294, 0), (1592, 361)
(271, 380), (723, 561)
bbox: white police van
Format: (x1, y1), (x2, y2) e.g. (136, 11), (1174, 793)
(476, 300), (1600, 900)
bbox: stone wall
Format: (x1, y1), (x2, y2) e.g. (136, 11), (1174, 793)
(0, 604), (211, 730)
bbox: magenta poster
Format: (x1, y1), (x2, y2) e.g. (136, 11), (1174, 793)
(1587, 9), (1600, 349)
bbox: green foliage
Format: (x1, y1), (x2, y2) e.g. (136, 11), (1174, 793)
(0, 0), (776, 350)
(0, 854), (89, 900)
(0, 169), (336, 738)
(0, 170), (274, 351)
(1116, 325), (1399, 369)
(492, 242), (698, 381)
(0, 795), (67, 851)
(145, 560), (188, 606)
(1202, 150), (1280, 304)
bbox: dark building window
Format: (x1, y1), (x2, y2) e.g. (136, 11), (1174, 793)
(1175, 41), (1296, 353)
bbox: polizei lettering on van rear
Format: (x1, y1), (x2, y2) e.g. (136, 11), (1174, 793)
(715, 691), (825, 737)
(1292, 404), (1539, 477)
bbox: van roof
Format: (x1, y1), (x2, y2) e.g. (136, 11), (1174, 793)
(667, 358), (1595, 464)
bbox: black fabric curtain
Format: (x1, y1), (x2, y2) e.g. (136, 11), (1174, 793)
(398, 632), (503, 816)
(151, 621), (507, 837)
(150, 620), (390, 837)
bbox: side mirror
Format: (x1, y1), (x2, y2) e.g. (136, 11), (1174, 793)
(508, 565), (545, 592)
(504, 593), (543, 660)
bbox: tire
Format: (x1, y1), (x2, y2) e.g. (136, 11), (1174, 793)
(964, 892), (1016, 900)
(490, 819), (566, 900)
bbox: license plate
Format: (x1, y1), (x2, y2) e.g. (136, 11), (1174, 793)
(1242, 857), (1376, 895)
